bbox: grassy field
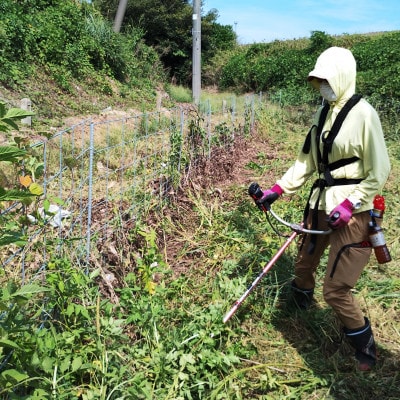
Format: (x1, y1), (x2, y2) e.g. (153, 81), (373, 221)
(162, 101), (400, 399)
(0, 93), (398, 398)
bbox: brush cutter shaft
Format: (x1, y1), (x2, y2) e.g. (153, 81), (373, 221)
(248, 182), (331, 234)
(269, 208), (332, 235)
(223, 229), (298, 323)
(223, 182), (332, 323)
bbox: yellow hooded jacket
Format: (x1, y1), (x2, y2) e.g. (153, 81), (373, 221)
(276, 47), (391, 214)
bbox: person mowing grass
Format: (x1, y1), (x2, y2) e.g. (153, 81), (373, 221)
(256, 47), (391, 371)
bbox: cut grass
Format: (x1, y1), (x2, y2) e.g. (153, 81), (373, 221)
(167, 101), (400, 399)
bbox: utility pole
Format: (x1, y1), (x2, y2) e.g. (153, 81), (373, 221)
(192, 0), (201, 104)
(113, 0), (128, 33)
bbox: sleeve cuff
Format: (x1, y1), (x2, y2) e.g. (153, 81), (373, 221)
(347, 196), (361, 210)
(271, 184), (284, 196)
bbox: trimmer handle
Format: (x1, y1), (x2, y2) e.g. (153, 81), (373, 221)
(248, 182), (277, 212)
(248, 182), (264, 200)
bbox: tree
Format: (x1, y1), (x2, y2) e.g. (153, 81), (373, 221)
(93, 0), (236, 84)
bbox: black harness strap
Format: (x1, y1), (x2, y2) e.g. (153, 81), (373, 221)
(302, 103), (330, 154)
(317, 94), (362, 185)
(304, 94), (364, 254)
(329, 241), (372, 278)
(321, 95), (362, 157)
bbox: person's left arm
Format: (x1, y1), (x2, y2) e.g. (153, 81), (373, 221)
(350, 103), (391, 203)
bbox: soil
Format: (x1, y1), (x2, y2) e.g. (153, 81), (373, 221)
(91, 121), (281, 298)
(168, 136), (265, 275)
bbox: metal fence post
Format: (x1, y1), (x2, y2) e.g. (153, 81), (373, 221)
(85, 122), (95, 269)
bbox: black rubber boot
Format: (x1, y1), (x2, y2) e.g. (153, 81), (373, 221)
(291, 280), (314, 310)
(344, 317), (377, 371)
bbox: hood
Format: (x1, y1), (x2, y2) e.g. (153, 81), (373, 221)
(308, 47), (356, 102)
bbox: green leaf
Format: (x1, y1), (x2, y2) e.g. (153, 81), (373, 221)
(41, 356), (54, 373)
(32, 389), (49, 397)
(12, 284), (49, 298)
(64, 156), (78, 169)
(89, 268), (101, 279)
(66, 303), (75, 317)
(43, 198), (51, 212)
(0, 188), (35, 202)
(0, 103), (6, 118)
(60, 356), (71, 373)
(179, 353), (196, 368)
(4, 108), (35, 119)
(72, 356), (83, 372)
(1, 118), (19, 131)
(51, 197), (65, 206)
(29, 182), (44, 196)
(58, 280), (65, 293)
(0, 146), (26, 162)
(0, 369), (29, 384)
(78, 305), (90, 320)
(0, 231), (27, 247)
(0, 339), (22, 350)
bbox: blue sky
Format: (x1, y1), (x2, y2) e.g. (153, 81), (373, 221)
(203, 0), (400, 44)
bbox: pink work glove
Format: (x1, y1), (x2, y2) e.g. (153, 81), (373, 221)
(256, 184), (284, 211)
(328, 198), (353, 229)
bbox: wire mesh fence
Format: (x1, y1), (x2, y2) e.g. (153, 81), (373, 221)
(1, 94), (263, 280)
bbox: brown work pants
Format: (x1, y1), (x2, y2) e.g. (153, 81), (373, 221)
(293, 209), (372, 329)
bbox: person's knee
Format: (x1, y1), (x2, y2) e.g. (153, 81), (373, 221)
(322, 283), (344, 307)
(323, 287), (335, 306)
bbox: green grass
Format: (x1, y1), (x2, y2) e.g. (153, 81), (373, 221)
(159, 102), (400, 399)
(0, 97), (398, 398)
(166, 84), (193, 103)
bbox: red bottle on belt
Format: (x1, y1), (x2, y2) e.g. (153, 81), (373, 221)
(369, 195), (391, 264)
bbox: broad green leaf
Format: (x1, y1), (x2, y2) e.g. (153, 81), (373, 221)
(60, 356), (71, 373)
(34, 163), (45, 178)
(32, 389), (49, 397)
(66, 303), (74, 317)
(72, 356), (83, 372)
(0, 189), (35, 201)
(64, 156), (78, 169)
(4, 108), (35, 119)
(28, 182), (44, 196)
(58, 280), (65, 293)
(179, 353), (196, 368)
(41, 356), (54, 373)
(78, 305), (90, 320)
(0, 369), (29, 384)
(0, 339), (22, 350)
(1, 118), (19, 131)
(43, 198), (51, 212)
(52, 197), (65, 206)
(0, 231), (27, 247)
(12, 284), (49, 298)
(0, 146), (26, 162)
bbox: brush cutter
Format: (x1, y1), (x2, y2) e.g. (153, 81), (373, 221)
(222, 182), (331, 324)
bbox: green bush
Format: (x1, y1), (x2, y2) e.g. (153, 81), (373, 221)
(0, 0), (164, 92)
(217, 31), (400, 115)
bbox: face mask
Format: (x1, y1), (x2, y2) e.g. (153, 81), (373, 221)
(320, 81), (337, 102)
